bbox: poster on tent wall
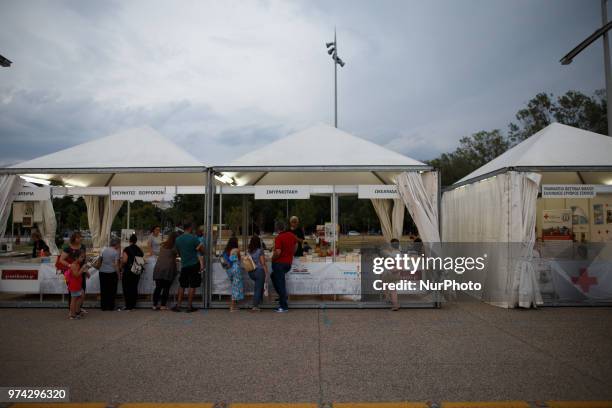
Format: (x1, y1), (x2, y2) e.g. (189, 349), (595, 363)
(550, 260), (612, 301)
(542, 209), (572, 240)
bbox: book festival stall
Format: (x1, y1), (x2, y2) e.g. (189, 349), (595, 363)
(0, 124), (443, 308)
(207, 124), (442, 308)
(442, 123), (612, 307)
(0, 127), (211, 306)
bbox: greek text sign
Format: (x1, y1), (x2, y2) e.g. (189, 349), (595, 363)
(12, 186), (50, 201)
(358, 185), (400, 199)
(254, 185), (310, 200)
(542, 185), (596, 198)
(111, 186), (169, 201)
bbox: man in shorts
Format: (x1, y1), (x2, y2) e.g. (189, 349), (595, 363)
(173, 223), (204, 312)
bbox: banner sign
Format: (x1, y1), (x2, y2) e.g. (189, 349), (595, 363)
(211, 260), (360, 296)
(550, 260), (612, 301)
(111, 186), (171, 201)
(358, 185), (400, 199)
(254, 185), (310, 200)
(0, 267), (40, 293)
(12, 186), (50, 201)
(542, 185), (596, 198)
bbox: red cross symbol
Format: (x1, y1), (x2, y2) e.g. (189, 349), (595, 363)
(544, 213), (549, 219)
(571, 267), (598, 293)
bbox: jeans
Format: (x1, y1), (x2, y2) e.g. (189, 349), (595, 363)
(271, 262), (291, 309)
(248, 267), (265, 307)
(122, 270), (140, 310)
(153, 279), (172, 306)
(99, 272), (118, 310)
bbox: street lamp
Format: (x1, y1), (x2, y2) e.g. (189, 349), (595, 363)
(560, 0), (612, 136)
(326, 28), (346, 128)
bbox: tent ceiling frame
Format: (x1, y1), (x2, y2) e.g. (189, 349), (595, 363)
(447, 166), (612, 191)
(214, 165), (431, 172)
(0, 166), (207, 175)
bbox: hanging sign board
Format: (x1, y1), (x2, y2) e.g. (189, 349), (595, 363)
(12, 185), (51, 201)
(542, 185), (596, 198)
(254, 185), (310, 200)
(358, 185), (400, 199)
(110, 186), (171, 201)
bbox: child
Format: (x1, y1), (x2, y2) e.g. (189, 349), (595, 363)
(65, 254), (85, 319)
(224, 248), (244, 312)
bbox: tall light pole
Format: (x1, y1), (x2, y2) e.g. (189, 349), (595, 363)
(560, 0), (612, 136)
(326, 28), (345, 128)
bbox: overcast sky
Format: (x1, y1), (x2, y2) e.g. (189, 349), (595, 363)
(0, 0), (606, 166)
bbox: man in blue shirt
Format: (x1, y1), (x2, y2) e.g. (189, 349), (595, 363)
(173, 223), (204, 312)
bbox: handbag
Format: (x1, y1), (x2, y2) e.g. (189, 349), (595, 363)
(241, 253), (256, 272)
(130, 256), (146, 275)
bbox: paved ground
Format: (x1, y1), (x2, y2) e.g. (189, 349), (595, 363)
(0, 300), (611, 405)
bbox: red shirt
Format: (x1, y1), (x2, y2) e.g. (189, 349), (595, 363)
(273, 231), (298, 265)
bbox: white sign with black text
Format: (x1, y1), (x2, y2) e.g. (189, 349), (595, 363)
(254, 185), (310, 200)
(542, 185), (596, 198)
(110, 186), (173, 201)
(358, 185), (400, 199)
(12, 185), (51, 201)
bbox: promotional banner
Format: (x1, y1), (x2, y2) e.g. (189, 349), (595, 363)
(254, 185), (310, 200)
(550, 260), (612, 301)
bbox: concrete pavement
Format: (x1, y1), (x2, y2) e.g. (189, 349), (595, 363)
(0, 301), (611, 405)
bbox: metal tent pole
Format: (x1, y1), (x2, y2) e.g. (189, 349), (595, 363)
(204, 169), (215, 309)
(602, 0), (612, 136)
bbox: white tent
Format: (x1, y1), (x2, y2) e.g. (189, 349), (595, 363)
(214, 124), (440, 244)
(443, 123), (612, 308)
(1, 126), (208, 248)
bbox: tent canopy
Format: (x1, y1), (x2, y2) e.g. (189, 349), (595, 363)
(456, 123), (612, 186)
(217, 124), (430, 186)
(6, 127), (207, 187)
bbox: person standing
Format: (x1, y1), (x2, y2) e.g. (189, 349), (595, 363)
(173, 223), (204, 313)
(271, 220), (297, 313)
(98, 238), (121, 311)
(148, 226), (162, 257)
(31, 231), (50, 258)
(152, 232), (178, 310)
(121, 234), (144, 310)
(289, 216), (305, 257)
(247, 235), (268, 311)
(59, 231), (89, 316)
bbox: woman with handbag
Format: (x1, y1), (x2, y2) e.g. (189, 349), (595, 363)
(58, 231), (89, 316)
(120, 234), (144, 310)
(246, 235), (267, 311)
(222, 237), (244, 312)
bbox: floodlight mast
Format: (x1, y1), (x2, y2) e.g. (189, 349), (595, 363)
(560, 0), (612, 136)
(326, 28), (345, 128)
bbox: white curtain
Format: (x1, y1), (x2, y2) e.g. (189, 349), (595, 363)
(396, 171), (440, 243)
(509, 172), (543, 308)
(84, 196), (123, 248)
(391, 198), (405, 240)
(371, 199), (393, 241)
(441, 171), (543, 308)
(36, 200), (59, 255)
(0, 175), (21, 239)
